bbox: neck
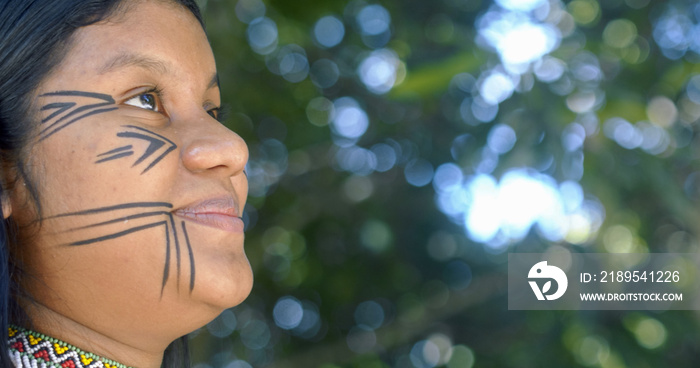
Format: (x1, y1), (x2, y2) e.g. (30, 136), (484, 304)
(20, 302), (169, 368)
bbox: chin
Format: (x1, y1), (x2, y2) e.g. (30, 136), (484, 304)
(171, 275), (252, 336)
(196, 260), (253, 311)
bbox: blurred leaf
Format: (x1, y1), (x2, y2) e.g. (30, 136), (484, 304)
(391, 51), (485, 99)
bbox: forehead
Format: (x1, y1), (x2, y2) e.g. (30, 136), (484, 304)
(43, 1), (215, 91)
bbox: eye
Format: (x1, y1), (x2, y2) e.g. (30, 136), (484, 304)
(124, 89), (161, 112)
(207, 103), (229, 122)
(207, 107), (220, 120)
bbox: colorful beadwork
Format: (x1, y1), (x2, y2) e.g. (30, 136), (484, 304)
(7, 325), (131, 368)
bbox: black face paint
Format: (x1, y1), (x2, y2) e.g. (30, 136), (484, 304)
(96, 125), (177, 174)
(96, 145), (134, 163)
(39, 91), (118, 141)
(181, 221), (195, 292)
(50, 202), (196, 295)
(41, 92), (192, 294)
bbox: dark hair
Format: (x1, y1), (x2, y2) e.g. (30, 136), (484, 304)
(0, 1), (204, 367)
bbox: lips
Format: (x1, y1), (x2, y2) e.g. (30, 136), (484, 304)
(173, 196), (244, 233)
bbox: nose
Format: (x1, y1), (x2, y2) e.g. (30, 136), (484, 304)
(180, 115), (248, 177)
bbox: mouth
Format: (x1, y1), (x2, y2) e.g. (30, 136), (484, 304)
(173, 197), (244, 233)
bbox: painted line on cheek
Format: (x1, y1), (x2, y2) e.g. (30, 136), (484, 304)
(49, 202), (197, 297)
(167, 212), (182, 290)
(41, 107), (119, 141)
(49, 202), (173, 218)
(95, 145), (134, 163)
(40, 91), (113, 123)
(161, 221), (171, 297)
(41, 102), (76, 123)
(66, 210), (171, 231)
(68, 220), (167, 246)
(40, 90), (115, 100)
(38, 90), (116, 141)
(95, 151), (133, 163)
(181, 221), (195, 293)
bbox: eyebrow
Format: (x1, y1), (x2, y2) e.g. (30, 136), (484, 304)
(208, 73), (219, 90)
(99, 53), (170, 75)
(100, 52), (220, 90)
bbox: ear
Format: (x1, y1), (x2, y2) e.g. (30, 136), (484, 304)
(0, 167), (17, 219)
(1, 191), (11, 219)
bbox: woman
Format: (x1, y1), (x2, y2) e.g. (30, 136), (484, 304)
(0, 0), (252, 367)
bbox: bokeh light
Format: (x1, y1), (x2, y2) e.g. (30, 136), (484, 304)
(358, 49), (400, 94)
(603, 19), (637, 49)
(479, 71), (515, 105)
(495, 0), (547, 12)
(486, 124), (516, 154)
(404, 159), (435, 187)
(206, 309), (238, 338)
(247, 17), (278, 55)
(623, 314), (668, 349)
(434, 168), (604, 245)
(195, 0), (700, 366)
(331, 97), (370, 142)
(273, 296), (304, 330)
(354, 300), (385, 330)
(314, 15), (345, 48)
(266, 45), (309, 83)
(356, 4), (391, 36)
(477, 8), (560, 73)
(310, 59), (340, 89)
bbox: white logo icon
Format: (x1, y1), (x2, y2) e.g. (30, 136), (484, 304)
(528, 261), (568, 301)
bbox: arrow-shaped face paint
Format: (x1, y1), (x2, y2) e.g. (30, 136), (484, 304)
(39, 90), (118, 142)
(96, 125), (177, 174)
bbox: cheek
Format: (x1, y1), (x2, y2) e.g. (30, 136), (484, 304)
(21, 227), (173, 323)
(33, 128), (180, 216)
(57, 231), (164, 288)
(20, 121), (183, 286)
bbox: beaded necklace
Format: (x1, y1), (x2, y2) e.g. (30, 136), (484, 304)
(7, 325), (132, 368)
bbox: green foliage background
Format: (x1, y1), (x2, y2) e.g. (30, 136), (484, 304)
(189, 0), (700, 366)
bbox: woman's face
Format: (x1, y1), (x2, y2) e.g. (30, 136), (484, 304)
(12, 0), (251, 345)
